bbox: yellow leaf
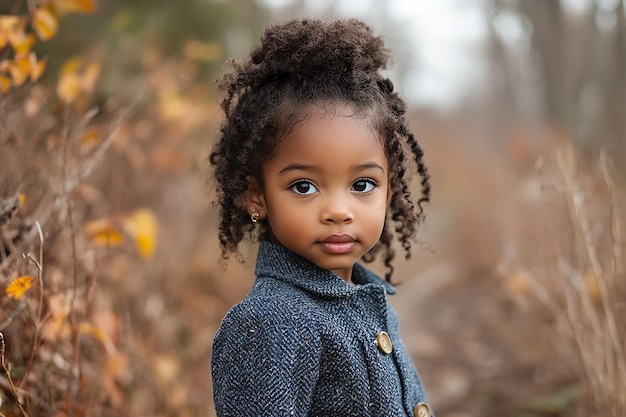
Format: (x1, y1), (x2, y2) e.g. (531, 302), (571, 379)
(30, 56), (46, 82)
(59, 56), (83, 76)
(122, 209), (158, 259)
(153, 354), (180, 385)
(84, 216), (125, 247)
(0, 75), (10, 93)
(8, 60), (29, 87)
(32, 7), (59, 41)
(0, 15), (22, 50)
(91, 229), (124, 246)
(13, 53), (31, 73)
(0, 15), (20, 50)
(79, 322), (116, 354)
(56, 72), (82, 103)
(183, 39), (222, 62)
(159, 90), (189, 122)
(12, 33), (36, 54)
(84, 216), (113, 235)
(0, 16), (20, 29)
(81, 61), (100, 93)
(6, 275), (35, 299)
(52, 0), (97, 15)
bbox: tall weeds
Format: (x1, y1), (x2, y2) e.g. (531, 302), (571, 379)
(531, 144), (626, 416)
(1, 86), (129, 416)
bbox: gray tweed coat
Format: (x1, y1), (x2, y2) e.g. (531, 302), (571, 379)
(211, 240), (432, 417)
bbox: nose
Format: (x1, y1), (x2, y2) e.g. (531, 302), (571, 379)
(320, 192), (354, 224)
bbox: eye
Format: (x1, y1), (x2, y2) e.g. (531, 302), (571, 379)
(290, 180), (318, 195)
(351, 178), (377, 193)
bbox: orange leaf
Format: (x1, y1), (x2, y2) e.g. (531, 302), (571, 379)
(80, 128), (100, 151)
(122, 209), (158, 259)
(584, 273), (601, 303)
(56, 72), (82, 103)
(106, 352), (129, 380)
(13, 53), (31, 73)
(52, 0), (97, 15)
(32, 7), (59, 41)
(6, 275), (35, 299)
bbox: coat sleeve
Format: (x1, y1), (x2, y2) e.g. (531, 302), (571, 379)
(211, 297), (321, 417)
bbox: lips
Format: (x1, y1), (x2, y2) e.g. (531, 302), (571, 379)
(318, 234), (357, 254)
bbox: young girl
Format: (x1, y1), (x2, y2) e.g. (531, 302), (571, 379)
(210, 18), (433, 417)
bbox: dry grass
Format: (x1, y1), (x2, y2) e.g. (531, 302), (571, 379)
(0, 53), (226, 415)
(485, 137), (626, 415)
(541, 146), (626, 415)
(0, 88), (132, 416)
(1, 58), (624, 417)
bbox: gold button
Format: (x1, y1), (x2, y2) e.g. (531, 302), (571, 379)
(376, 331), (393, 354)
(414, 402), (431, 417)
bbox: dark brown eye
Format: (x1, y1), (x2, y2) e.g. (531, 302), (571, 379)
(291, 180), (317, 195)
(351, 179), (375, 193)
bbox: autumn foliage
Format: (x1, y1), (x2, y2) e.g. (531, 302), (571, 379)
(1, 2), (625, 417)
(0, 0), (223, 415)
(0, 0), (95, 94)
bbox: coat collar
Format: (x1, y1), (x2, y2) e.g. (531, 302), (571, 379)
(254, 240), (397, 297)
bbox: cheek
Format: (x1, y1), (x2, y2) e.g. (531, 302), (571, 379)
(365, 197), (389, 228)
(265, 198), (308, 233)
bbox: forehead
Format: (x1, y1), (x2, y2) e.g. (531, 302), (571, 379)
(277, 102), (382, 148)
(269, 106), (386, 167)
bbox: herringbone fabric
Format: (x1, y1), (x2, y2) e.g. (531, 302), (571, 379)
(211, 241), (431, 416)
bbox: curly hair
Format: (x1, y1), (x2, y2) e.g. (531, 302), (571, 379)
(209, 18), (430, 281)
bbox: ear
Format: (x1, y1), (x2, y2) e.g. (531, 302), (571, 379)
(245, 176), (267, 220)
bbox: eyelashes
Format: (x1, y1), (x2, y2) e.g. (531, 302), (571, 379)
(290, 180), (318, 195)
(351, 178), (377, 193)
(288, 178), (378, 196)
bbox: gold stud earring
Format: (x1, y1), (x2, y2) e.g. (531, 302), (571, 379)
(250, 210), (260, 223)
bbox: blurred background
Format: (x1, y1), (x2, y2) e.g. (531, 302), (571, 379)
(1, 0), (625, 416)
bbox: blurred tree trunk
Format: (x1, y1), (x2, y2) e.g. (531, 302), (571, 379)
(487, 0), (626, 164)
(520, 0), (565, 124)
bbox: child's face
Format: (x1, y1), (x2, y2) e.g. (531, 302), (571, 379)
(248, 106), (390, 282)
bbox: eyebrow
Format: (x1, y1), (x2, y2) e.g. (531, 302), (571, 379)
(278, 163), (318, 175)
(278, 162), (385, 175)
(356, 162), (385, 173)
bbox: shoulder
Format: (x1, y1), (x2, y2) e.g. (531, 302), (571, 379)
(214, 282), (322, 345)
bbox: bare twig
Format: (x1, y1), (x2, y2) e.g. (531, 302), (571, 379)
(0, 332), (31, 417)
(599, 151), (624, 277)
(0, 302), (30, 332)
(554, 145), (626, 414)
